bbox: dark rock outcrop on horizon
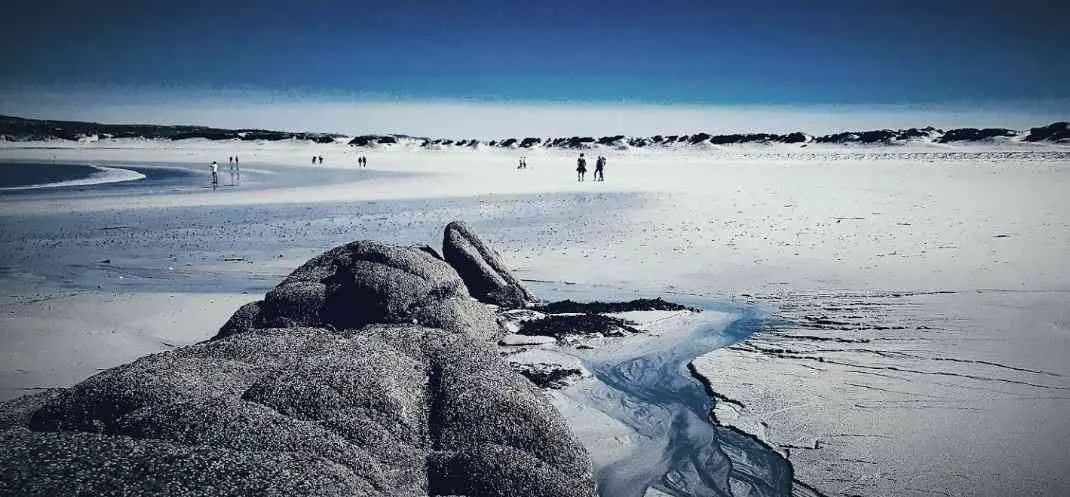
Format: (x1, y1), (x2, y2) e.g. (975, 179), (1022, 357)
(347, 135), (400, 146)
(0, 114), (343, 143)
(814, 127), (942, 144)
(4, 113), (1067, 149)
(937, 127), (1015, 143)
(0, 222), (594, 497)
(1025, 122), (1070, 142)
(403, 122), (1065, 150)
(443, 221), (534, 308)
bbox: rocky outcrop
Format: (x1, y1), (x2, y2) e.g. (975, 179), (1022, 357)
(1, 326), (595, 497)
(1025, 122), (1070, 142)
(6, 113), (1068, 148)
(215, 240), (504, 341)
(938, 127), (1015, 143)
(0, 114), (343, 142)
(443, 221), (534, 308)
(347, 135), (399, 146)
(815, 127), (949, 144)
(0, 223), (596, 496)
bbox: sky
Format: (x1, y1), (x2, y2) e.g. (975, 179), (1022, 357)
(1, 0), (1067, 136)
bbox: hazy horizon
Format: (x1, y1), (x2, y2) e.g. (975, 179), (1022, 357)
(3, 89), (1067, 139)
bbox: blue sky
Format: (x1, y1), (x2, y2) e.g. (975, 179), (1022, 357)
(2, 0), (1067, 134)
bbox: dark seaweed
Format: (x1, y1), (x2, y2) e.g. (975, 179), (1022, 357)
(517, 368), (584, 389)
(517, 314), (640, 339)
(533, 297), (699, 314)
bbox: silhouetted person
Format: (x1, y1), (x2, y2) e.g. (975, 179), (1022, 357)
(576, 153), (587, 182)
(312, 156), (317, 165)
(318, 155), (324, 164)
(595, 155), (605, 181)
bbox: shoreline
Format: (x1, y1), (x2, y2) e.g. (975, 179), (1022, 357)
(0, 162), (146, 192)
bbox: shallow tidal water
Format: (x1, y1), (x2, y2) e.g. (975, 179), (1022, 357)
(534, 284), (795, 497)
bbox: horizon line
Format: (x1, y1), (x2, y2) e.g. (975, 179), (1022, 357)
(3, 112), (1066, 142)
(2, 89), (1068, 138)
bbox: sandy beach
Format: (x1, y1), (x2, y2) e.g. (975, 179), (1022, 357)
(1, 138), (1068, 496)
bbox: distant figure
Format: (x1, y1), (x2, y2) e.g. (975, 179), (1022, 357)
(595, 155), (606, 181)
(227, 157), (238, 185)
(233, 155), (240, 183)
(576, 153), (587, 182)
(360, 155), (367, 168)
(312, 156), (317, 165)
(209, 161), (219, 190)
(521, 156), (528, 168)
(318, 155), (324, 164)
(228, 156), (233, 165)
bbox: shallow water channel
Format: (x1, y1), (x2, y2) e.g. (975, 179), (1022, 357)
(534, 284), (795, 497)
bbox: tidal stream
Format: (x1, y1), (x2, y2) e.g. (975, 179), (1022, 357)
(549, 294), (797, 497)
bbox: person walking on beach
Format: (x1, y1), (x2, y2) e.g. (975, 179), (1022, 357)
(209, 161), (219, 190)
(318, 155), (324, 165)
(576, 153), (587, 182)
(594, 155), (606, 181)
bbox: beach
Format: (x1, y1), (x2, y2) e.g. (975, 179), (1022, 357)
(1, 138), (1068, 496)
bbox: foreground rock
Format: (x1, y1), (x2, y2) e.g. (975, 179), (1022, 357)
(443, 221), (534, 308)
(1, 326), (594, 496)
(0, 222), (595, 497)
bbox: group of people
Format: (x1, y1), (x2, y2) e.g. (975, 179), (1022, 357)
(576, 153), (607, 182)
(209, 156), (242, 190)
(313, 154), (369, 167)
(517, 156), (528, 169)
